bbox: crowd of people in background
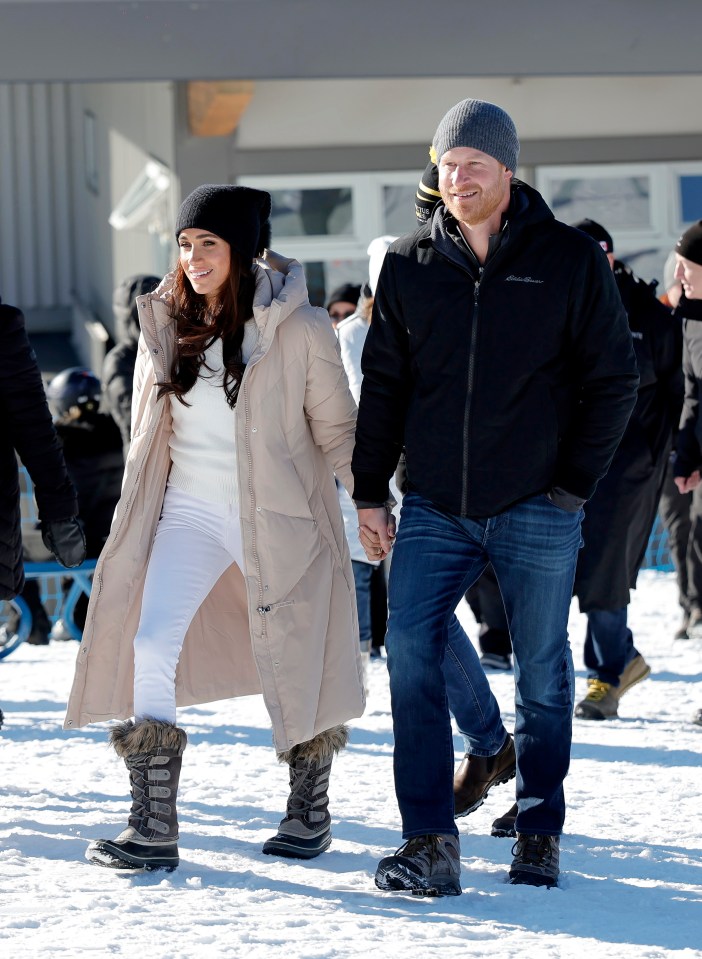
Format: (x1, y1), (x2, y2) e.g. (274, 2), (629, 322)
(1, 95), (701, 895)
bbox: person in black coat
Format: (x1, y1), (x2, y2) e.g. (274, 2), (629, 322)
(0, 298), (86, 625)
(44, 367), (124, 635)
(571, 221), (683, 720)
(102, 274), (159, 459)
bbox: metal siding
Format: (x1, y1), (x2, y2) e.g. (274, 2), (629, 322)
(50, 84), (73, 306)
(0, 84), (18, 304)
(0, 82), (73, 313)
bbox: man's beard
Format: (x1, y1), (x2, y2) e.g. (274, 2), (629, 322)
(441, 178), (508, 227)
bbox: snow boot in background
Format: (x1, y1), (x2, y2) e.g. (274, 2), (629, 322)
(86, 719), (187, 871)
(262, 724), (348, 859)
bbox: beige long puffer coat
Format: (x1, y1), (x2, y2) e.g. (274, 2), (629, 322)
(65, 253), (365, 752)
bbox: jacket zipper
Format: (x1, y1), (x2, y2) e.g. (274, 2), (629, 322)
(257, 600), (295, 614)
(461, 270), (482, 516)
(240, 365), (265, 619)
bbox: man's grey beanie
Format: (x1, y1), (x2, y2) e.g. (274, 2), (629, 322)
(432, 99), (520, 172)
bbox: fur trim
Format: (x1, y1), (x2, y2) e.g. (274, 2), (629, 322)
(109, 719), (187, 758)
(278, 724), (349, 765)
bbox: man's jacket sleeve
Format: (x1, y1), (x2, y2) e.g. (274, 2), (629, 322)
(352, 253), (411, 503)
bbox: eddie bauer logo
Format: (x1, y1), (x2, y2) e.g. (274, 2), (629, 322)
(505, 275), (544, 284)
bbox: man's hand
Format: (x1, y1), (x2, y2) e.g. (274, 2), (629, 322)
(357, 507), (396, 560)
(41, 517), (87, 569)
(675, 471), (701, 494)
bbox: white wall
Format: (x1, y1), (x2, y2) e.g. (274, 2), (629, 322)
(236, 76), (702, 150)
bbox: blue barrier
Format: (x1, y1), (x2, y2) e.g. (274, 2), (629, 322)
(0, 467), (99, 657)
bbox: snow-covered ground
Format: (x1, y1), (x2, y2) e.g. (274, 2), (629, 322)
(1, 570), (701, 959)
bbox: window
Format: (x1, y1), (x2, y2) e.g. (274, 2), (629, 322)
(238, 171), (420, 305)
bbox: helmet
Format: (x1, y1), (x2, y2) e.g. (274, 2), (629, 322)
(46, 367), (101, 418)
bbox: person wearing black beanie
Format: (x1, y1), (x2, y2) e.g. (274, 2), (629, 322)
(670, 221), (702, 661)
(69, 184), (364, 872)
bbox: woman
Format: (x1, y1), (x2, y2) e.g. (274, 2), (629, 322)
(65, 184), (365, 871)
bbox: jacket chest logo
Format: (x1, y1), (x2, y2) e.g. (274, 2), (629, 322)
(504, 275), (544, 284)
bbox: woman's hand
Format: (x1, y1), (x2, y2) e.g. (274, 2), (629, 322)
(356, 507), (396, 560)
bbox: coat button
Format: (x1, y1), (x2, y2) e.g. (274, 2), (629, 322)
(152, 348), (159, 354)
(256, 506), (261, 512)
(252, 427), (257, 433)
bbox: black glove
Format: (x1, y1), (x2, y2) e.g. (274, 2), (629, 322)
(41, 517), (87, 569)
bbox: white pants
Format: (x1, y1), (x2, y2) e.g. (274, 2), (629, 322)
(133, 485), (244, 724)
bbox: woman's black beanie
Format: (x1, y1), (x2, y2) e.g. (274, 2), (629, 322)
(175, 184), (272, 262)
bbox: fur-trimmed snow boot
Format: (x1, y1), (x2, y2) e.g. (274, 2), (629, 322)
(262, 724), (348, 859)
(86, 719), (187, 872)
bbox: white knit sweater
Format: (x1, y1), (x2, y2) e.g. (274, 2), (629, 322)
(168, 320), (258, 504)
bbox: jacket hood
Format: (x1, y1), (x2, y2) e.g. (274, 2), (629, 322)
(112, 274), (160, 347)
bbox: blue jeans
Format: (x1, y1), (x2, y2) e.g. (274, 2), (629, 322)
(352, 560), (374, 653)
(386, 491), (582, 839)
(583, 607), (636, 686)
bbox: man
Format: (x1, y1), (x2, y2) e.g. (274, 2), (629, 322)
(571, 220), (682, 720)
(352, 98), (638, 894)
(0, 296), (86, 634)
(670, 220), (702, 723)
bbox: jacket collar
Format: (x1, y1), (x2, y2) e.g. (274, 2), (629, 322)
(420, 179), (552, 255)
(140, 252), (310, 340)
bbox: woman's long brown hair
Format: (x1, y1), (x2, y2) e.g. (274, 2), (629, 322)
(157, 251), (256, 410)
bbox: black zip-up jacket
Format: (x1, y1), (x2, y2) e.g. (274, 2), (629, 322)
(672, 294), (702, 478)
(352, 181), (639, 518)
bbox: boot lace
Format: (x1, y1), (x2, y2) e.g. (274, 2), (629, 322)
(397, 835), (457, 870)
(125, 756), (150, 827)
(584, 679), (612, 703)
(511, 834), (555, 867)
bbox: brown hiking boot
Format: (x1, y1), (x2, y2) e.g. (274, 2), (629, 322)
(574, 679), (618, 720)
(616, 654), (651, 699)
(454, 735), (516, 817)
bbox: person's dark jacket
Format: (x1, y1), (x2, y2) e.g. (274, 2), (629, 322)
(0, 301), (78, 599)
(56, 413), (124, 558)
(102, 274), (159, 457)
(352, 181), (639, 518)
(672, 294), (702, 479)
(574, 263), (683, 610)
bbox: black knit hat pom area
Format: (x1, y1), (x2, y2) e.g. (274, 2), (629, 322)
(175, 184), (272, 263)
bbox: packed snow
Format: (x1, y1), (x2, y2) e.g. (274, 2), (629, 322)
(1, 570), (701, 959)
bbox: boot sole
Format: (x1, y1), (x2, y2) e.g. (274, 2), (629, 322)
(455, 766), (516, 818)
(262, 828), (332, 859)
(509, 868), (558, 888)
(375, 863), (461, 897)
(86, 839), (179, 872)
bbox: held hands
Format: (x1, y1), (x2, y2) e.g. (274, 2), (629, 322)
(41, 517), (87, 569)
(675, 471), (701, 494)
(357, 506), (396, 561)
